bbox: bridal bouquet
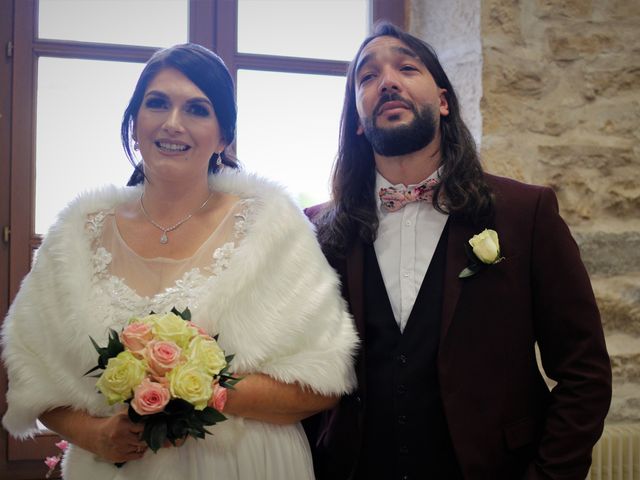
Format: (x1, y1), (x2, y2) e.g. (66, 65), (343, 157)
(86, 308), (239, 452)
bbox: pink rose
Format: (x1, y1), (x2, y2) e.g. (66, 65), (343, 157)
(120, 322), (153, 354)
(208, 383), (227, 412)
(187, 321), (211, 339)
(131, 378), (171, 415)
(55, 440), (69, 451)
(145, 340), (183, 376)
(44, 455), (60, 470)
(151, 375), (170, 388)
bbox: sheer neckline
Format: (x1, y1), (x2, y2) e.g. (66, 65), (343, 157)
(110, 198), (244, 263)
(91, 197), (253, 304)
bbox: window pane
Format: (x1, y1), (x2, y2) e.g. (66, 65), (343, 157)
(38, 0), (188, 47)
(36, 58), (144, 235)
(236, 69), (345, 207)
(238, 0), (368, 61)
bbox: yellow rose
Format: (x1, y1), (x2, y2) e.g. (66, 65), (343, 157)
(167, 362), (213, 410)
(186, 336), (227, 376)
(132, 313), (162, 325)
(96, 351), (147, 405)
(468, 229), (501, 264)
(152, 313), (196, 349)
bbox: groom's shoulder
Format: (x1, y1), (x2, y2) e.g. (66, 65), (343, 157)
(485, 173), (555, 206)
(484, 173), (563, 225)
(485, 173), (549, 196)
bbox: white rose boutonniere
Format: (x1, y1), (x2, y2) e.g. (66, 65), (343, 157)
(458, 229), (505, 278)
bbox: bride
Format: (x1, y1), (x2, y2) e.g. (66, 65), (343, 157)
(1, 43), (358, 480)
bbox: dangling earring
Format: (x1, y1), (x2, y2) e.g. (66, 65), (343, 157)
(133, 141), (140, 151)
(215, 153), (224, 171)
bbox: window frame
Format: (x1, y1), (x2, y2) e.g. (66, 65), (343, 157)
(0, 0), (405, 477)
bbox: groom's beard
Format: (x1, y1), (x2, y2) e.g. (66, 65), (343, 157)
(361, 96), (439, 157)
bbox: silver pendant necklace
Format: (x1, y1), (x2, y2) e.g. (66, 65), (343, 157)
(139, 191), (214, 244)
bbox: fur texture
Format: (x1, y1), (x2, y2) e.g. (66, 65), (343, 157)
(1, 170), (358, 448)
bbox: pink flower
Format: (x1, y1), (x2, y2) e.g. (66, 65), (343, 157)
(44, 455), (60, 470)
(131, 378), (171, 415)
(151, 375), (170, 388)
(144, 340), (183, 377)
(120, 322), (153, 354)
(55, 439), (69, 451)
(208, 383), (227, 412)
(187, 321), (211, 339)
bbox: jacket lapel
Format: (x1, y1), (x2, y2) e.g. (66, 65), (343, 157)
(440, 216), (476, 344)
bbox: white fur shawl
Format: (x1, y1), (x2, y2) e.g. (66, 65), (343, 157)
(1, 170), (358, 438)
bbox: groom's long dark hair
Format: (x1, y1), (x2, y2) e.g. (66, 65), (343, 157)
(315, 22), (494, 259)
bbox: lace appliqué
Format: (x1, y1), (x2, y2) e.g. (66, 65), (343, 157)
(208, 242), (235, 276)
(86, 211), (113, 278)
(88, 198), (255, 327)
(205, 198), (254, 276)
(233, 199), (254, 239)
(86, 211), (109, 240)
(93, 247), (112, 277)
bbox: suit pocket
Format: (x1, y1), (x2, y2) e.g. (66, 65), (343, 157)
(503, 416), (537, 450)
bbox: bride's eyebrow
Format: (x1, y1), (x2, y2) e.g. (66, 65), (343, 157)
(144, 90), (168, 99)
(186, 98), (213, 107)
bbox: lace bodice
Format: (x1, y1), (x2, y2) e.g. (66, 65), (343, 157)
(85, 199), (254, 330)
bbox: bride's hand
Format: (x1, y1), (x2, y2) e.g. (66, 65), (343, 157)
(91, 410), (148, 463)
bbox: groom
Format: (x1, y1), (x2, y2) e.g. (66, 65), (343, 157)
(305, 22), (611, 480)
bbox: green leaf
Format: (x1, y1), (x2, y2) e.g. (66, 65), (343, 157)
(170, 307), (191, 321)
(197, 407), (227, 425)
(83, 365), (102, 376)
(106, 329), (124, 357)
(86, 332), (123, 373)
(168, 417), (189, 440)
(458, 265), (480, 278)
(145, 420), (168, 453)
(219, 373), (243, 389)
(165, 398), (194, 415)
(89, 336), (103, 355)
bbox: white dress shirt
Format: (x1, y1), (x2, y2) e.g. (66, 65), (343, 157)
(373, 170), (449, 333)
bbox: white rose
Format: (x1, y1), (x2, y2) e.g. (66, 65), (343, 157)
(468, 229), (501, 264)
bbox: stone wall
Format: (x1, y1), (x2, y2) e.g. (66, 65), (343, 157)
(409, 0), (483, 145)
(411, 0), (640, 422)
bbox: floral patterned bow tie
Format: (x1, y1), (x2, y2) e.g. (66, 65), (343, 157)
(378, 178), (440, 212)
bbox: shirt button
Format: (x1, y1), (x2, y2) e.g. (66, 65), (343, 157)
(405, 220), (411, 226)
(403, 272), (409, 278)
(399, 445), (409, 454)
(398, 415), (407, 425)
(398, 354), (407, 364)
(397, 384), (407, 395)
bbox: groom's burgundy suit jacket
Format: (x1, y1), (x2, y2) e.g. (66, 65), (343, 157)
(305, 174), (611, 480)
